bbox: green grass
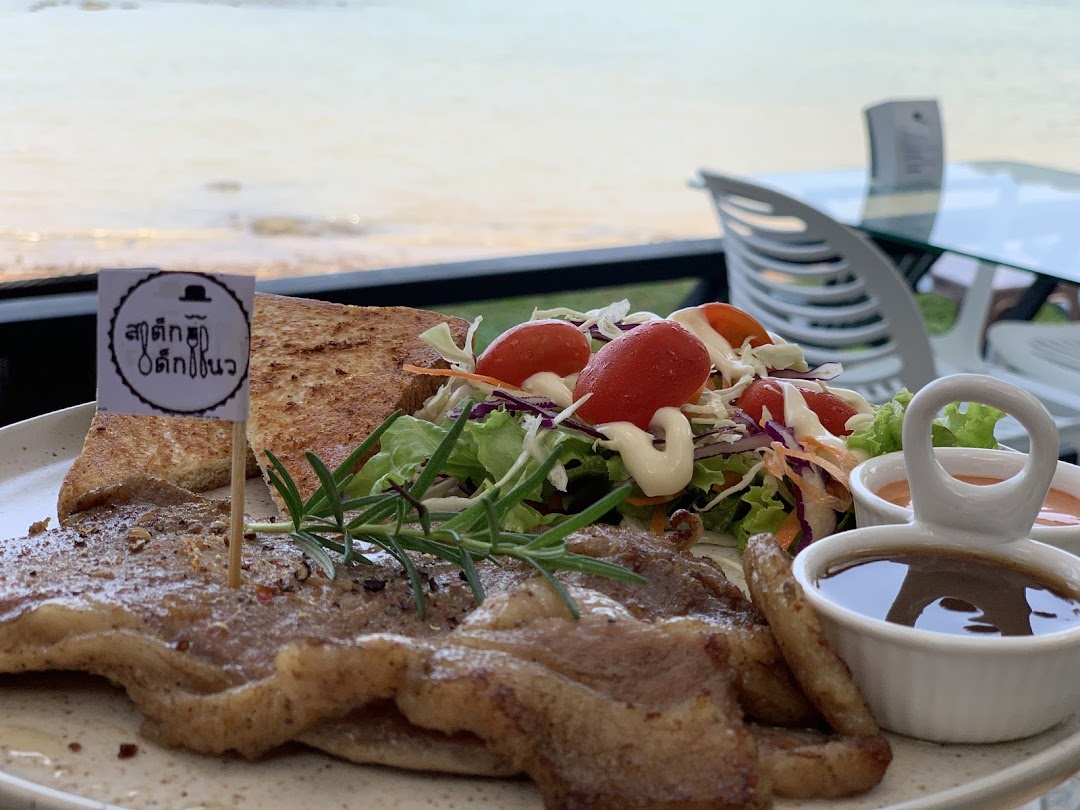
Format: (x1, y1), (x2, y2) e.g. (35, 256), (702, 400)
(915, 293), (960, 336)
(433, 279), (698, 350)
(916, 292), (1070, 337)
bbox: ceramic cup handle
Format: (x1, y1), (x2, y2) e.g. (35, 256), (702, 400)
(902, 374), (1059, 544)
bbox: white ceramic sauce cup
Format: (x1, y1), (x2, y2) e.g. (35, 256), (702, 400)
(792, 374), (1080, 743)
(851, 448), (1080, 552)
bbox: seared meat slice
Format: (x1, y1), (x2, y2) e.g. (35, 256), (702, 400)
(130, 584), (767, 810)
(400, 586), (767, 810)
(297, 702), (519, 777)
(3, 484), (815, 723)
(1, 485), (889, 806)
(742, 532), (881, 737)
(0, 482), (780, 807)
(752, 725), (894, 800)
(742, 532), (892, 798)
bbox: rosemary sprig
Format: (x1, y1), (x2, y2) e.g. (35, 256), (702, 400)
(245, 402), (645, 618)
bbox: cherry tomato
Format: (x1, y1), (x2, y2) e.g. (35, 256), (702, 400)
(474, 319), (591, 387)
(572, 320), (711, 430)
(737, 379), (858, 436)
(699, 302), (772, 349)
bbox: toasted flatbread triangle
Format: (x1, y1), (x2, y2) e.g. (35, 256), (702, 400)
(57, 413), (259, 523)
(246, 294), (468, 510)
(57, 294), (467, 523)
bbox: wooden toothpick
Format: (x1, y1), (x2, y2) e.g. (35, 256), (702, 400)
(228, 419), (247, 588)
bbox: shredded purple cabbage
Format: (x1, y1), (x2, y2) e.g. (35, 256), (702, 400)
(562, 319), (640, 344)
(791, 486), (814, 551)
(768, 362), (843, 381)
(790, 487), (838, 553)
(456, 399), (507, 420)
(693, 433), (773, 459)
(490, 391), (607, 439)
(763, 420), (805, 463)
(731, 411), (764, 434)
(763, 419), (838, 550)
(449, 393), (558, 423)
(764, 420), (816, 546)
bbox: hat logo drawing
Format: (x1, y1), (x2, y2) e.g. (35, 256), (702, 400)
(179, 284), (212, 303)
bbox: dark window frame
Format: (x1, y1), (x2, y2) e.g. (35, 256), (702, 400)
(0, 238), (727, 426)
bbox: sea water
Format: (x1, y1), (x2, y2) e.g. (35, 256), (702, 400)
(1, 0), (1078, 278)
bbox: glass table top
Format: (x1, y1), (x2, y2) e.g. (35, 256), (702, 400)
(750, 161), (1080, 285)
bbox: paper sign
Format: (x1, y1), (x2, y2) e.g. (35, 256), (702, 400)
(97, 269), (256, 421)
(864, 99), (944, 191)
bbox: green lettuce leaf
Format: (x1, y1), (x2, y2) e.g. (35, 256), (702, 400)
(845, 389), (912, 457)
(347, 410), (616, 533)
(734, 483), (790, 547)
(347, 416), (457, 497)
(941, 400), (1005, 449)
(845, 388), (1004, 457)
(690, 452), (760, 492)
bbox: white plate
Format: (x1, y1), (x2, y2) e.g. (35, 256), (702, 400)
(2, 404), (1080, 810)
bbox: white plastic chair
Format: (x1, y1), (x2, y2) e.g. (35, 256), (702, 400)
(986, 322), (1080, 397)
(694, 171), (1080, 452)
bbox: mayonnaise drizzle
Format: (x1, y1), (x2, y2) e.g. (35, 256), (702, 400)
(522, 371), (575, 409)
(597, 407), (695, 497)
(805, 382), (873, 414)
(781, 382), (848, 453)
(669, 307), (759, 383)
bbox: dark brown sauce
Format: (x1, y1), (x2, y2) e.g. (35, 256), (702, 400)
(817, 547), (1080, 637)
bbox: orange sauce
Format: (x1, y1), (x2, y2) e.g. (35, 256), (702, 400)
(876, 476), (1080, 528)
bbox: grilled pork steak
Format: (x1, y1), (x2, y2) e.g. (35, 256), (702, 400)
(0, 480), (886, 807)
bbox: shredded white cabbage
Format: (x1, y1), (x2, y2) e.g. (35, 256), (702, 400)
(753, 341), (808, 373)
(681, 388), (736, 426)
(551, 391), (591, 426)
(414, 378), (470, 423)
(418, 321), (476, 370)
(532, 299), (659, 341)
(523, 414), (571, 492)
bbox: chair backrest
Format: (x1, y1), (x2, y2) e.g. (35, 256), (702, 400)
(697, 171), (937, 403)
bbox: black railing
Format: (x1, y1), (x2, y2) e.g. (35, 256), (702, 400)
(0, 238), (727, 426)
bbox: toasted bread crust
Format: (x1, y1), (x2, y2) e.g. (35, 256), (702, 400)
(56, 295), (468, 523)
(246, 294), (468, 508)
(57, 412), (258, 523)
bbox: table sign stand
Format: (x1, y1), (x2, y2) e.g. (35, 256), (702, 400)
(96, 268), (256, 588)
(228, 419), (248, 588)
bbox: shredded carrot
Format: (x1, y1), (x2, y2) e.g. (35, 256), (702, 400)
(803, 436), (861, 479)
(401, 364), (519, 390)
(762, 447), (787, 481)
(826, 480), (848, 500)
(768, 443), (851, 512)
(650, 504), (667, 535)
(627, 493), (679, 507)
(774, 510), (802, 551)
(802, 484), (850, 512)
(775, 445), (851, 489)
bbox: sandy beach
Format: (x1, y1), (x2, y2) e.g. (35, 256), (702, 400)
(2, 0), (1078, 282)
